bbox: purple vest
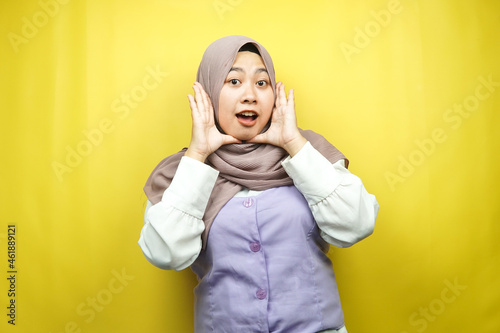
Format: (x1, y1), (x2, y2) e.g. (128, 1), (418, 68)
(191, 186), (345, 333)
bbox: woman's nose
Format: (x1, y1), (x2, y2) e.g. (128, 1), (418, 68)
(241, 83), (257, 103)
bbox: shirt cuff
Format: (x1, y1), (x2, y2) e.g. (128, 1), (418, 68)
(161, 156), (219, 219)
(281, 141), (346, 204)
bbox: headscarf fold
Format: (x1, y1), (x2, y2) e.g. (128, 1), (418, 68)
(144, 36), (348, 249)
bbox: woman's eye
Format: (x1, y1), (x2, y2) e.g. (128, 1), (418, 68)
(256, 80), (267, 87)
(230, 79), (240, 85)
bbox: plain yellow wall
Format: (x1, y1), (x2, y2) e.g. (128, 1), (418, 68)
(1, 0), (499, 332)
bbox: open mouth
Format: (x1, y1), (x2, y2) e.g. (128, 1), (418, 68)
(236, 111), (258, 121)
(236, 111), (258, 127)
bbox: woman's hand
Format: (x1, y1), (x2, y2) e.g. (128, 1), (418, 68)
(185, 82), (240, 162)
(248, 81), (307, 157)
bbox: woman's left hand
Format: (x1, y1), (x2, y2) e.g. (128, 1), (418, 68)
(248, 81), (307, 157)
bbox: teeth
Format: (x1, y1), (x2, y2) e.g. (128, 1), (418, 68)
(239, 111), (256, 116)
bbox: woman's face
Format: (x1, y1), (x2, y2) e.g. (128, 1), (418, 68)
(218, 51), (275, 141)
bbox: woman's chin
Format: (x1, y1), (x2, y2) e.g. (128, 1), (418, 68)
(231, 131), (258, 142)
(237, 136), (254, 143)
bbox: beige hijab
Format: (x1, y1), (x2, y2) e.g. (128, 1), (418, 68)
(144, 35), (347, 249)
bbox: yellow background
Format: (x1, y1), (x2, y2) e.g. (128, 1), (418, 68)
(1, 0), (499, 332)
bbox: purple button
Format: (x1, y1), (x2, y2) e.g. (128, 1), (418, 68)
(250, 241), (261, 252)
(256, 288), (267, 300)
(242, 198), (254, 208)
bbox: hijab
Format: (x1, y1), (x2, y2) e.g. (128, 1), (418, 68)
(144, 35), (348, 249)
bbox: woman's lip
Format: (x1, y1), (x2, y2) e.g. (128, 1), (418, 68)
(237, 110), (258, 116)
(236, 112), (258, 127)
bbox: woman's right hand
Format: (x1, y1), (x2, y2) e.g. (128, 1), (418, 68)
(185, 82), (240, 163)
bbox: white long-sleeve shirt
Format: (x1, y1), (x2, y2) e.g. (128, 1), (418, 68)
(138, 142), (379, 271)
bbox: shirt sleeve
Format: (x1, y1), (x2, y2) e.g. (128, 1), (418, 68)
(281, 141), (379, 248)
(138, 156), (219, 270)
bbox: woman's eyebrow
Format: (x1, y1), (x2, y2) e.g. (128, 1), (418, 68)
(228, 67), (269, 74)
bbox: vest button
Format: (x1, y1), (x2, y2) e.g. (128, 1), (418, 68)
(250, 241), (261, 252)
(242, 198), (254, 208)
(256, 288), (267, 300)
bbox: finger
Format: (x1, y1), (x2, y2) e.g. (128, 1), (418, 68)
(201, 86), (212, 114)
(194, 82), (207, 110)
(279, 83), (287, 106)
(192, 84), (200, 104)
(195, 82), (211, 112)
(275, 82), (282, 109)
(275, 83), (286, 111)
(194, 85), (211, 121)
(270, 106), (279, 121)
(247, 133), (268, 144)
(221, 134), (242, 145)
(288, 88), (294, 108)
(187, 94), (198, 113)
(193, 83), (204, 109)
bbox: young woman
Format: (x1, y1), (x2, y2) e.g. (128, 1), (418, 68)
(139, 35), (379, 333)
